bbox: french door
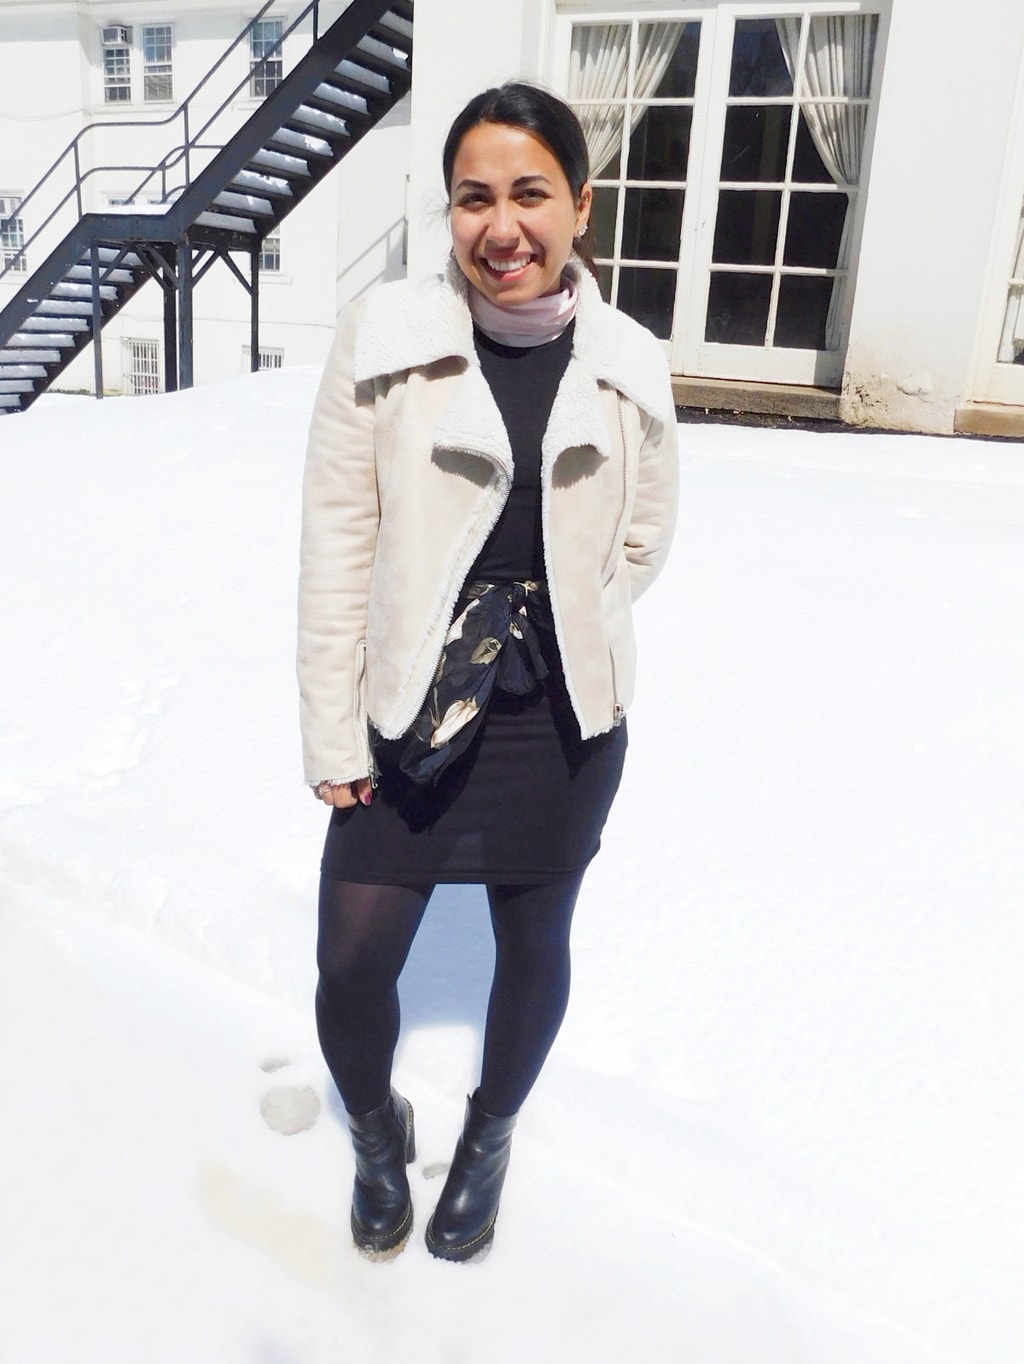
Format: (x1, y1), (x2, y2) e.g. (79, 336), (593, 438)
(559, 4), (884, 386)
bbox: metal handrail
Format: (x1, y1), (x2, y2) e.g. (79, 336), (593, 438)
(0, 0), (327, 284)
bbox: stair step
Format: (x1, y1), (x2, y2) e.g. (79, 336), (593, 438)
(332, 57), (390, 98)
(229, 169), (294, 200)
(265, 127), (334, 158)
(19, 315), (89, 333)
(249, 148), (313, 178)
(10, 331), (75, 348)
(66, 264), (136, 284)
(38, 298), (94, 317)
(0, 393), (26, 407)
(353, 34), (411, 77)
(212, 190), (275, 217)
(52, 282), (117, 301)
(0, 356), (54, 370)
(287, 104), (352, 138)
(311, 80), (372, 116)
(0, 379), (35, 393)
(194, 210), (258, 234)
(372, 12), (414, 50)
(84, 247), (144, 268)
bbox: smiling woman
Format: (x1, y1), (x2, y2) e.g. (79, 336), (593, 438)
(297, 82), (678, 1266)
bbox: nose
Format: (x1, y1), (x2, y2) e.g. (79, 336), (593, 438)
(485, 198), (519, 247)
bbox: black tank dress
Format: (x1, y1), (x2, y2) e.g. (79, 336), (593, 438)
(320, 322), (627, 885)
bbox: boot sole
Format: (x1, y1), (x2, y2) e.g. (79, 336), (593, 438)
(424, 1211), (497, 1263)
(350, 1097), (417, 1258)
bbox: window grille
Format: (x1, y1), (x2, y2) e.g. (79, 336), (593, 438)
(103, 32), (132, 102)
(142, 25), (173, 102)
(0, 194), (26, 273)
(124, 339), (161, 395)
(250, 19), (284, 98)
(242, 345), (284, 371)
(259, 229), (281, 273)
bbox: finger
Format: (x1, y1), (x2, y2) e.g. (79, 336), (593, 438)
(353, 777), (373, 807)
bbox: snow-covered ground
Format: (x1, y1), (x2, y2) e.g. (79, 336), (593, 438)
(1, 372), (1022, 1364)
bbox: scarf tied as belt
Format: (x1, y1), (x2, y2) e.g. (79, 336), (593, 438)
(396, 580), (550, 785)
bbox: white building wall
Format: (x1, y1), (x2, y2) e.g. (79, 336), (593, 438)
(841, 0), (1024, 431)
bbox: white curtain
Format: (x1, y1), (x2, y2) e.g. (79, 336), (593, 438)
(997, 201), (1024, 363)
(777, 15), (877, 348)
(569, 23), (685, 178)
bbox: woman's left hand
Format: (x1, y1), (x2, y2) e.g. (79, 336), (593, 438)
(314, 777), (373, 808)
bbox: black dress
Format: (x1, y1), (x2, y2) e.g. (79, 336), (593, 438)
(320, 323), (627, 885)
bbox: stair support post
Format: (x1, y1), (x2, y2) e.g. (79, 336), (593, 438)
(250, 243), (260, 372)
(90, 242), (104, 400)
(163, 264), (179, 393)
(176, 239), (194, 390)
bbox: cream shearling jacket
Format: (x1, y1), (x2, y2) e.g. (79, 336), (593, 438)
(297, 260), (679, 786)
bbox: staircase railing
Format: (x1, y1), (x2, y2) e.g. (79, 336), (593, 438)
(0, 0), (347, 286)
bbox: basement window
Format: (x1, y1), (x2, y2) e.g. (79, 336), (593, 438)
(124, 338), (161, 395)
(242, 345), (284, 371)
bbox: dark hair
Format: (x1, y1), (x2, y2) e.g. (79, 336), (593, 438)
(442, 82), (600, 283)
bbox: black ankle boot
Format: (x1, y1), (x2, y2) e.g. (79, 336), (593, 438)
(425, 1091), (517, 1262)
(346, 1089), (415, 1255)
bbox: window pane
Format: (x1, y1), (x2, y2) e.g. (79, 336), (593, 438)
(644, 21), (701, 98)
(569, 24), (630, 100)
(577, 104), (624, 182)
(705, 272), (771, 345)
(617, 267), (676, 339)
(627, 106), (693, 181)
(720, 105), (790, 182)
(143, 26), (172, 62)
(590, 186), (618, 259)
(784, 192), (848, 269)
(713, 190), (781, 265)
(807, 15), (877, 99)
(730, 19), (793, 98)
(144, 72), (173, 100)
(597, 263), (613, 304)
(792, 113), (836, 184)
(621, 188), (684, 261)
(775, 275), (833, 349)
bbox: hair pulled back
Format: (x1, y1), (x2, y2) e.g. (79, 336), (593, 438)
(442, 82), (600, 283)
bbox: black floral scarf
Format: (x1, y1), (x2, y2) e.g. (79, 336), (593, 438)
(396, 580), (550, 785)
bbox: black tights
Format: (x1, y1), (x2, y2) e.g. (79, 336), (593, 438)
(314, 873), (584, 1117)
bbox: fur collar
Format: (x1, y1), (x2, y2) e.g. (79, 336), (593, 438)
(353, 257), (675, 426)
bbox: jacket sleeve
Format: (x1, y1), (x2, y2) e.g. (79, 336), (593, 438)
(624, 370), (679, 603)
(297, 301), (379, 785)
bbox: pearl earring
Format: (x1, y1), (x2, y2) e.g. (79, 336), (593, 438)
(576, 223), (588, 239)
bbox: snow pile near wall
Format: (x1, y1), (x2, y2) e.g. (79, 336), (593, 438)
(1, 375), (1022, 1364)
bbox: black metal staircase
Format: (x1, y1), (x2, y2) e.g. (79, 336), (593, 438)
(0, 0), (413, 416)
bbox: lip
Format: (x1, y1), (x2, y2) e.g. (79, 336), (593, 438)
(479, 254), (536, 282)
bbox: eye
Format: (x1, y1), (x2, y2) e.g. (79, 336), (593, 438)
(517, 188), (548, 204)
(456, 192), (488, 209)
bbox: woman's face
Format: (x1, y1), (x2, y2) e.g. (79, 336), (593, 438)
(449, 122), (591, 307)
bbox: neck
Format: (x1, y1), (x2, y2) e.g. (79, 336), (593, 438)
(468, 278), (578, 348)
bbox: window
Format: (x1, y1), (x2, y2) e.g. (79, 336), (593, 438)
(250, 19), (284, 98)
(569, 20), (702, 340)
(243, 345), (284, 371)
(706, 14), (878, 356)
(565, 8), (882, 386)
(124, 339), (161, 395)
(142, 25), (173, 102)
(0, 193), (26, 273)
(102, 27), (132, 103)
(259, 228), (281, 273)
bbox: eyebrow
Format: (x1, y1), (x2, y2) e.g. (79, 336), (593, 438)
(454, 174), (553, 193)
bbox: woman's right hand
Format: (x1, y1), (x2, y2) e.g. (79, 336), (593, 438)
(315, 777), (373, 808)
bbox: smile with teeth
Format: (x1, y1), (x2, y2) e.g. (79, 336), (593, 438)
(483, 254), (534, 274)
